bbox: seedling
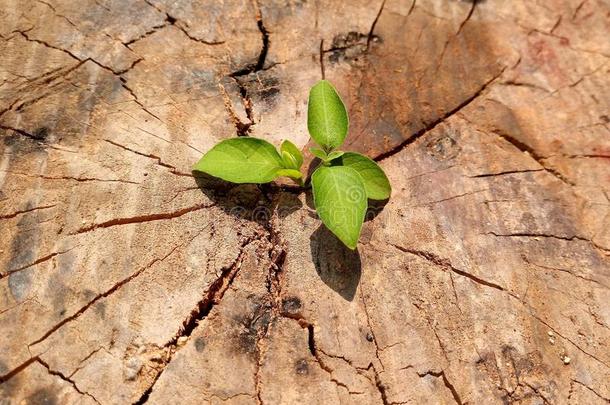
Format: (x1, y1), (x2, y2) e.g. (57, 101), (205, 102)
(193, 80), (391, 249)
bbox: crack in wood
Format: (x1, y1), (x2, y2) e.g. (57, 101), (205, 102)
(0, 357), (38, 383)
(374, 65), (508, 162)
(70, 202), (214, 235)
(390, 244), (506, 291)
(229, 0), (269, 77)
(276, 311), (380, 398)
(133, 234), (259, 404)
(366, 0), (386, 51)
(468, 169), (543, 178)
(17, 31), (142, 76)
(28, 232), (200, 347)
(523, 257), (609, 289)
(1, 246), (76, 279)
(359, 290), (385, 372)
(417, 370), (463, 405)
(141, 1), (226, 47)
(486, 232), (610, 254)
(319, 39), (325, 79)
(306, 322), (367, 397)
(390, 243), (610, 373)
(372, 364), (390, 405)
(4, 170), (140, 184)
(103, 139), (192, 177)
(413, 189), (488, 207)
(572, 379), (610, 402)
(491, 129), (576, 186)
(36, 358), (101, 404)
(0, 204), (56, 220)
(221, 0), (270, 136)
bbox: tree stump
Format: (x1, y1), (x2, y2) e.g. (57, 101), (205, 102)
(1, 0), (609, 404)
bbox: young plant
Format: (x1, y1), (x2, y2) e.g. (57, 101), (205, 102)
(193, 80), (391, 249)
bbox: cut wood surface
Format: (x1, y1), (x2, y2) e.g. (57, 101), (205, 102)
(1, 0), (609, 403)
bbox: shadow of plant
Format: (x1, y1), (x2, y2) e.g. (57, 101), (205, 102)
(309, 225), (362, 301)
(193, 171), (303, 226)
(194, 170), (385, 302)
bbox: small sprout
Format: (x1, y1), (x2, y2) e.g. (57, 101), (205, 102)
(193, 80), (391, 249)
(310, 147), (329, 161)
(280, 139), (303, 170)
(326, 150), (345, 162)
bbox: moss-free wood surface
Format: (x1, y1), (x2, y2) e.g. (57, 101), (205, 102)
(1, 0), (609, 403)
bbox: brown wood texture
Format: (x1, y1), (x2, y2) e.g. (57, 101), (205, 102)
(1, 0), (609, 404)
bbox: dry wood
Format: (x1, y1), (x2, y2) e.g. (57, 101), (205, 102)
(1, 0), (609, 403)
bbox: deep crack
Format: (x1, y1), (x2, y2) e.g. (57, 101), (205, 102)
(133, 235), (257, 404)
(417, 370), (462, 405)
(229, 0), (269, 77)
(223, 1), (270, 136)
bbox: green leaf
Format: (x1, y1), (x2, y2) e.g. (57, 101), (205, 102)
(280, 140), (303, 170)
(326, 150), (345, 161)
(340, 152), (391, 200)
(307, 80), (349, 150)
(310, 148), (344, 164)
(276, 169), (302, 180)
(310, 147), (328, 161)
(312, 166), (367, 249)
(281, 151), (298, 170)
(193, 137), (284, 183)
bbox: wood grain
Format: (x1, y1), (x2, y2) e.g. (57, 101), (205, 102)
(1, 0), (609, 403)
